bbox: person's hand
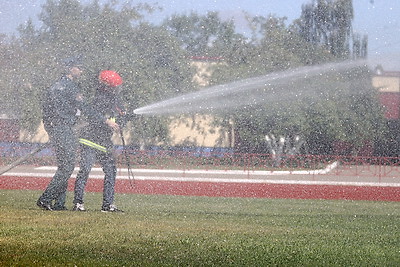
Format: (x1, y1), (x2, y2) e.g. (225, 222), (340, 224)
(105, 119), (120, 132)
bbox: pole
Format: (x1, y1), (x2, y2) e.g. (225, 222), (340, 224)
(119, 128), (135, 187)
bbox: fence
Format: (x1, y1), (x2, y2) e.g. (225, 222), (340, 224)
(1, 143), (400, 179)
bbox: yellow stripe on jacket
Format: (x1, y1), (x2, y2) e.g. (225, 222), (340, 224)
(79, 138), (108, 153)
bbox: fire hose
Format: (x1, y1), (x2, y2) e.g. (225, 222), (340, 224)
(0, 143), (48, 175)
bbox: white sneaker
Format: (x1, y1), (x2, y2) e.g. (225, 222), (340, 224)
(101, 204), (124, 213)
(73, 203), (86, 211)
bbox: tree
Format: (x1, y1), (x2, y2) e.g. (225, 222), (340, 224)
(0, 36), (19, 117)
(162, 11), (245, 59)
(294, 0), (367, 59)
(0, 1), (384, 156)
(1, 0), (196, 148)
(228, 66), (385, 155)
(190, 11), (383, 155)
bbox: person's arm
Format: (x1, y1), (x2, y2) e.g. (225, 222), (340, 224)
(78, 97), (120, 132)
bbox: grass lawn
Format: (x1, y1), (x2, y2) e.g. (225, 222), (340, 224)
(0, 189), (399, 266)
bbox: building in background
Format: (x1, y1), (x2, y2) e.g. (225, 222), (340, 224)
(373, 66), (400, 119)
(168, 57), (233, 148)
(372, 66), (400, 156)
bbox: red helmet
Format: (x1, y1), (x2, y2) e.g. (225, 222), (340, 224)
(99, 70), (123, 87)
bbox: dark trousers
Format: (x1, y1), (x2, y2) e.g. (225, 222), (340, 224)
(73, 144), (117, 209)
(38, 125), (77, 208)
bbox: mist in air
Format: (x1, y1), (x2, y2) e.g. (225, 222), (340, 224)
(134, 59), (368, 116)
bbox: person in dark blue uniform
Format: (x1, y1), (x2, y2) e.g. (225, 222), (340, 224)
(73, 70), (126, 212)
(37, 59), (119, 211)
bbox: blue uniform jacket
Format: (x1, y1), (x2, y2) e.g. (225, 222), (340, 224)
(42, 75), (104, 129)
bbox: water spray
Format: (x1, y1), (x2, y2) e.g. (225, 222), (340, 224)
(133, 59), (368, 116)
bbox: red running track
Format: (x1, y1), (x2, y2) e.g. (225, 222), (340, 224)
(1, 176), (399, 202)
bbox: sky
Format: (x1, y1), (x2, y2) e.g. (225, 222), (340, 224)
(0, 0), (399, 69)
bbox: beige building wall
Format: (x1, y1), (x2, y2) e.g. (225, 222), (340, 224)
(20, 121), (49, 143)
(168, 60), (232, 148)
(169, 114), (231, 147)
(372, 76), (400, 92)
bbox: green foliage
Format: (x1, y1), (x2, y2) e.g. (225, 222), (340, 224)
(0, 0), (384, 154)
(175, 6), (380, 155)
(0, 0), (196, 146)
(163, 11), (242, 58)
(1, 190), (399, 266)
(286, 67), (385, 154)
(228, 66), (386, 154)
(294, 0), (367, 59)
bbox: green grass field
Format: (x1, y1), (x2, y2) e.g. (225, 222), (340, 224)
(0, 189), (399, 266)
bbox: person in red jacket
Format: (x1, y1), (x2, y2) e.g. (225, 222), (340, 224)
(73, 70), (126, 212)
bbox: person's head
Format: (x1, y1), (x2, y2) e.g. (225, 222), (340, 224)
(63, 56), (83, 80)
(98, 70), (123, 92)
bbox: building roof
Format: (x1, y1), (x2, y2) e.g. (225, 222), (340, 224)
(374, 65), (400, 77)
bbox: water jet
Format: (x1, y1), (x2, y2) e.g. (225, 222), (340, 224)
(133, 59), (368, 116)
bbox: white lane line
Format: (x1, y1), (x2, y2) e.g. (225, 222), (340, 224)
(34, 161), (338, 176)
(3, 172), (400, 187)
